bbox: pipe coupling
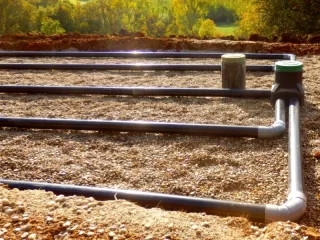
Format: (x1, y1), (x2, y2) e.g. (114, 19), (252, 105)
(265, 191), (307, 222)
(258, 120), (286, 139)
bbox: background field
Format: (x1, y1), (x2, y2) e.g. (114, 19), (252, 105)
(216, 23), (239, 36)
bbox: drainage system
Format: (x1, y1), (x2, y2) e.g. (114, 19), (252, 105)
(0, 51), (305, 222)
(0, 63), (273, 72)
(0, 51), (296, 60)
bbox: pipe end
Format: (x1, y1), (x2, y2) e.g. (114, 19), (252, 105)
(265, 191), (307, 222)
(258, 120), (286, 139)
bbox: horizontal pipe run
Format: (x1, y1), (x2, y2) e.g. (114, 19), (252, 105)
(0, 63), (274, 72)
(0, 117), (260, 138)
(0, 99), (284, 139)
(0, 85), (271, 98)
(0, 99), (305, 222)
(0, 51), (294, 60)
(0, 179), (266, 222)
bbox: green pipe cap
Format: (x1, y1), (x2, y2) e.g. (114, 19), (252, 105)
(275, 61), (303, 72)
(221, 54), (246, 63)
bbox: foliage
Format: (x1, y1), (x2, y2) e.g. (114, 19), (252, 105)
(207, 5), (238, 23)
(238, 0), (320, 37)
(40, 17), (66, 35)
(198, 19), (217, 38)
(0, 0), (37, 34)
(0, 0), (318, 37)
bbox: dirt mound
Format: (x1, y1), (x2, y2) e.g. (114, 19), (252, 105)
(0, 33), (319, 55)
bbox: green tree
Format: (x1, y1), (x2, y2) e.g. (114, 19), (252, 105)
(40, 17), (66, 34)
(53, 0), (76, 32)
(0, 0), (37, 33)
(172, 0), (209, 35)
(198, 19), (217, 38)
(238, 0), (320, 37)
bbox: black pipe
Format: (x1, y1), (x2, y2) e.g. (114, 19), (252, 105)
(0, 117), (259, 138)
(0, 85), (271, 98)
(0, 179), (266, 222)
(0, 51), (292, 60)
(0, 63), (274, 72)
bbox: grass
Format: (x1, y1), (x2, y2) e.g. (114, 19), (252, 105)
(216, 23), (239, 36)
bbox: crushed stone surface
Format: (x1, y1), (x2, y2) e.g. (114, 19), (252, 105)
(0, 54), (319, 239)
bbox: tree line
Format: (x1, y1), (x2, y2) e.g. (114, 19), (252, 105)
(0, 0), (319, 38)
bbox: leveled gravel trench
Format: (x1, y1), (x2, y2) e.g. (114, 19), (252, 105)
(0, 55), (319, 239)
(0, 57), (285, 205)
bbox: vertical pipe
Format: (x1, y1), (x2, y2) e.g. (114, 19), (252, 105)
(289, 98), (304, 193)
(275, 99), (285, 122)
(221, 54), (246, 89)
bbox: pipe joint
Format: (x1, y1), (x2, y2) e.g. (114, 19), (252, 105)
(258, 120), (286, 139)
(284, 54), (297, 61)
(265, 191), (307, 222)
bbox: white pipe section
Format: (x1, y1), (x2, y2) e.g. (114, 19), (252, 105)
(258, 99), (286, 139)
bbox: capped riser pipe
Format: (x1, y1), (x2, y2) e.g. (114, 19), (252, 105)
(221, 54), (246, 89)
(0, 63), (274, 72)
(0, 85), (271, 98)
(0, 51), (295, 60)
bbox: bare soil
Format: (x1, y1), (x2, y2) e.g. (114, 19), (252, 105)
(0, 35), (319, 239)
(0, 33), (320, 55)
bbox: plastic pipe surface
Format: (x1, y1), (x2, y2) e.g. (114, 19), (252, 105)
(0, 85), (271, 98)
(0, 51), (296, 60)
(0, 179), (266, 222)
(265, 98), (306, 222)
(0, 99), (284, 139)
(0, 99), (306, 222)
(0, 63), (274, 72)
(258, 99), (286, 139)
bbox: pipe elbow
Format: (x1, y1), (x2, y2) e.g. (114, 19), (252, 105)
(258, 120), (286, 139)
(284, 54), (296, 61)
(265, 191), (307, 222)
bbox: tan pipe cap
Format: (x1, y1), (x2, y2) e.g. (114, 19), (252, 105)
(221, 54), (246, 63)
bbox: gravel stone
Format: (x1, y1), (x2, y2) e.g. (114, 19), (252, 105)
(28, 233), (37, 240)
(109, 231), (116, 238)
(12, 215), (20, 222)
(4, 208), (15, 215)
(21, 232), (29, 239)
(21, 224), (32, 232)
(46, 201), (56, 208)
(1, 199), (9, 206)
(55, 195), (66, 203)
(144, 223), (151, 230)
(201, 221), (210, 227)
(62, 221), (71, 228)
(3, 223), (11, 228)
(18, 205), (26, 213)
(87, 231), (95, 236)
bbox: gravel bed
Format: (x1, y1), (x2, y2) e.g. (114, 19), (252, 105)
(0, 54), (319, 239)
